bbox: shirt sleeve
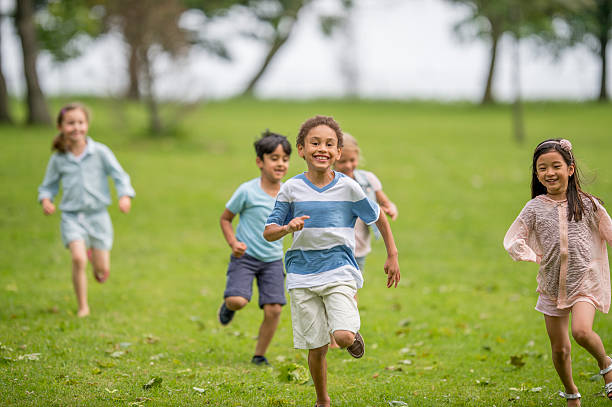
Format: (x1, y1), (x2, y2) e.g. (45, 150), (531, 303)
(37, 155), (60, 202)
(503, 204), (540, 263)
(597, 202), (612, 245)
(226, 184), (247, 215)
(100, 144), (135, 198)
(350, 181), (380, 225)
(365, 171), (383, 192)
(266, 184), (292, 226)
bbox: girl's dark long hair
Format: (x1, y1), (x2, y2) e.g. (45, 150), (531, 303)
(52, 102), (90, 153)
(531, 138), (599, 221)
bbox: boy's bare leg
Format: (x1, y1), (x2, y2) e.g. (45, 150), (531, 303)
(90, 248), (110, 281)
(225, 296), (248, 310)
(332, 330), (355, 348)
(544, 315), (580, 407)
(571, 302), (612, 384)
(68, 240), (89, 317)
(308, 345), (331, 407)
(255, 303), (282, 356)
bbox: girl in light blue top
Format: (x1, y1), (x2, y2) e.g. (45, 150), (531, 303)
(38, 103), (135, 317)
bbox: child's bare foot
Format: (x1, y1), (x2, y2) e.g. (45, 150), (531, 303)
(77, 307), (90, 317)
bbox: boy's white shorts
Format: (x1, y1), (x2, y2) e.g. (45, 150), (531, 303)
(289, 281), (360, 349)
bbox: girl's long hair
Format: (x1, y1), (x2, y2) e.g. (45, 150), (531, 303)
(531, 138), (599, 221)
(52, 103), (90, 153)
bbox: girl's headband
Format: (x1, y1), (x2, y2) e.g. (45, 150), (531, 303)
(538, 139), (572, 153)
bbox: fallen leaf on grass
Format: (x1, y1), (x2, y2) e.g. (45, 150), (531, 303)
(143, 334), (159, 344)
(510, 355), (525, 368)
(109, 351), (125, 359)
(96, 360), (116, 368)
(388, 401), (408, 406)
(142, 377), (162, 390)
(277, 363), (309, 384)
(192, 387), (206, 393)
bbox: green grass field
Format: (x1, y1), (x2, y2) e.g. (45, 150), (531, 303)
(1, 98), (612, 406)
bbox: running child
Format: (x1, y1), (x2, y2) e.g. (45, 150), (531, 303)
(334, 133), (398, 272)
(504, 139), (612, 406)
(217, 131), (292, 366)
(38, 103), (135, 317)
(264, 115), (400, 407)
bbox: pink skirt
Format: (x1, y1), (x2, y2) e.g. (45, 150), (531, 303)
(535, 294), (596, 317)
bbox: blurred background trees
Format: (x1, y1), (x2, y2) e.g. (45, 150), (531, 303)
(1, 0), (610, 131)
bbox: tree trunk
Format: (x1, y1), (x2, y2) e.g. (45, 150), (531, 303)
(596, 0), (610, 102)
(141, 48), (162, 134)
(0, 18), (13, 123)
(481, 30), (500, 105)
(15, 0), (51, 124)
(241, 32), (292, 97)
(126, 44), (141, 100)
(241, 0), (306, 97)
(511, 35), (525, 144)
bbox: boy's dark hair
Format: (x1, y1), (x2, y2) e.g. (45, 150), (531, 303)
(531, 138), (600, 221)
(52, 102), (90, 153)
(254, 130), (291, 160)
(296, 115), (343, 148)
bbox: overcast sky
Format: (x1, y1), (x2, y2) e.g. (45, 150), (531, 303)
(1, 0), (609, 101)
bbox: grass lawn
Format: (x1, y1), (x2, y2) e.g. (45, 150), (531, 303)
(1, 98), (612, 406)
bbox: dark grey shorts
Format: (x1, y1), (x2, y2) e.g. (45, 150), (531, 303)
(223, 253), (286, 309)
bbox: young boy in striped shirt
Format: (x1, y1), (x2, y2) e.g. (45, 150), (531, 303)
(264, 115), (400, 407)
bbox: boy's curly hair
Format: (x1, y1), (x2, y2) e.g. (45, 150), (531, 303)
(296, 115), (343, 148)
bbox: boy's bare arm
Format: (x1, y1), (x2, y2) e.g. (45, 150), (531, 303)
(263, 215), (310, 242)
(374, 210), (400, 288)
(220, 208), (247, 257)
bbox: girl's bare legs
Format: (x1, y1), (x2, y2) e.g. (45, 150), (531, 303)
(571, 302), (612, 386)
(68, 240), (89, 317)
(308, 345), (330, 407)
(254, 303), (282, 357)
(544, 314), (580, 406)
(90, 248), (110, 282)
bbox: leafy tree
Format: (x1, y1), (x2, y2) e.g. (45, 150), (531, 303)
(559, 0), (611, 101)
(238, 0), (314, 96)
(448, 0), (566, 104)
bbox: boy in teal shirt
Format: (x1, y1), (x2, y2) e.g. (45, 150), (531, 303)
(218, 131), (292, 365)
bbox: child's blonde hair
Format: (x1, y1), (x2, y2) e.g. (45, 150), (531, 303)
(342, 133), (360, 155)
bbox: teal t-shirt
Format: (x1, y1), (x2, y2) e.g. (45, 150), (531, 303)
(226, 177), (283, 262)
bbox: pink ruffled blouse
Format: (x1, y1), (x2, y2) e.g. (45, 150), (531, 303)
(504, 194), (612, 313)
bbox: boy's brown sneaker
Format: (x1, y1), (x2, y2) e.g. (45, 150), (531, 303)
(346, 332), (364, 358)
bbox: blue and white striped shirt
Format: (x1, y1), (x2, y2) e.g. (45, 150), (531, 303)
(266, 172), (380, 289)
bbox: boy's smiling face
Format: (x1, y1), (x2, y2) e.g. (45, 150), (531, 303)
(298, 125), (341, 173)
(257, 144), (290, 183)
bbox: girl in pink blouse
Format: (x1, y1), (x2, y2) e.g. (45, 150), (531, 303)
(504, 139), (612, 406)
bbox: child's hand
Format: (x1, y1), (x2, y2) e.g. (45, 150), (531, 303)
(230, 241), (247, 258)
(381, 201), (398, 221)
(286, 215), (310, 233)
(42, 198), (55, 215)
(384, 255), (400, 288)
(118, 196), (131, 213)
